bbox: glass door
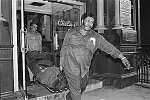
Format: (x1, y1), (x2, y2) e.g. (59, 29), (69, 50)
(51, 1), (85, 67)
(16, 0), (85, 90)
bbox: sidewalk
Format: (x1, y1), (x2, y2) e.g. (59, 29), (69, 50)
(16, 79), (150, 100)
(82, 84), (150, 100)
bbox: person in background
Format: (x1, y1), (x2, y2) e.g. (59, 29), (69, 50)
(26, 23), (42, 52)
(60, 13), (131, 100)
(25, 22), (42, 83)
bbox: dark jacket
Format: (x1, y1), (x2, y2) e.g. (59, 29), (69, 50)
(60, 27), (121, 78)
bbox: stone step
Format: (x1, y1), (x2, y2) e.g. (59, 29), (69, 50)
(28, 90), (69, 100)
(16, 85), (69, 100)
(84, 79), (103, 92)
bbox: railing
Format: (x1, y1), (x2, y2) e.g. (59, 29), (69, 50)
(135, 52), (150, 85)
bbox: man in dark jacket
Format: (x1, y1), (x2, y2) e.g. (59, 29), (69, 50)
(60, 13), (131, 100)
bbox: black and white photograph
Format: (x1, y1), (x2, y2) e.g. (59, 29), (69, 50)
(0, 0), (150, 100)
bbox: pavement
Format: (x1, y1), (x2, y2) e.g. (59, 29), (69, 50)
(16, 79), (150, 100)
(82, 84), (150, 100)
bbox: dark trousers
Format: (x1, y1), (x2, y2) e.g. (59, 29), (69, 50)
(64, 69), (89, 100)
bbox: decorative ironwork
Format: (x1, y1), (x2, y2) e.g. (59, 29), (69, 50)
(135, 52), (150, 84)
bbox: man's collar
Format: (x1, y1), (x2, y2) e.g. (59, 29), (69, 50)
(79, 27), (92, 36)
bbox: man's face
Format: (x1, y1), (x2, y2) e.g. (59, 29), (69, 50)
(82, 16), (94, 31)
(32, 24), (37, 32)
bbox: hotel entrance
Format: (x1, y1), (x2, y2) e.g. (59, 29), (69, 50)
(0, 0), (86, 99)
(16, 0), (85, 99)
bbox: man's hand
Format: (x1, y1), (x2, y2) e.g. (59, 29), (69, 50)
(121, 57), (131, 70)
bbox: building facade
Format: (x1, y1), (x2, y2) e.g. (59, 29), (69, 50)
(1, 0), (149, 100)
